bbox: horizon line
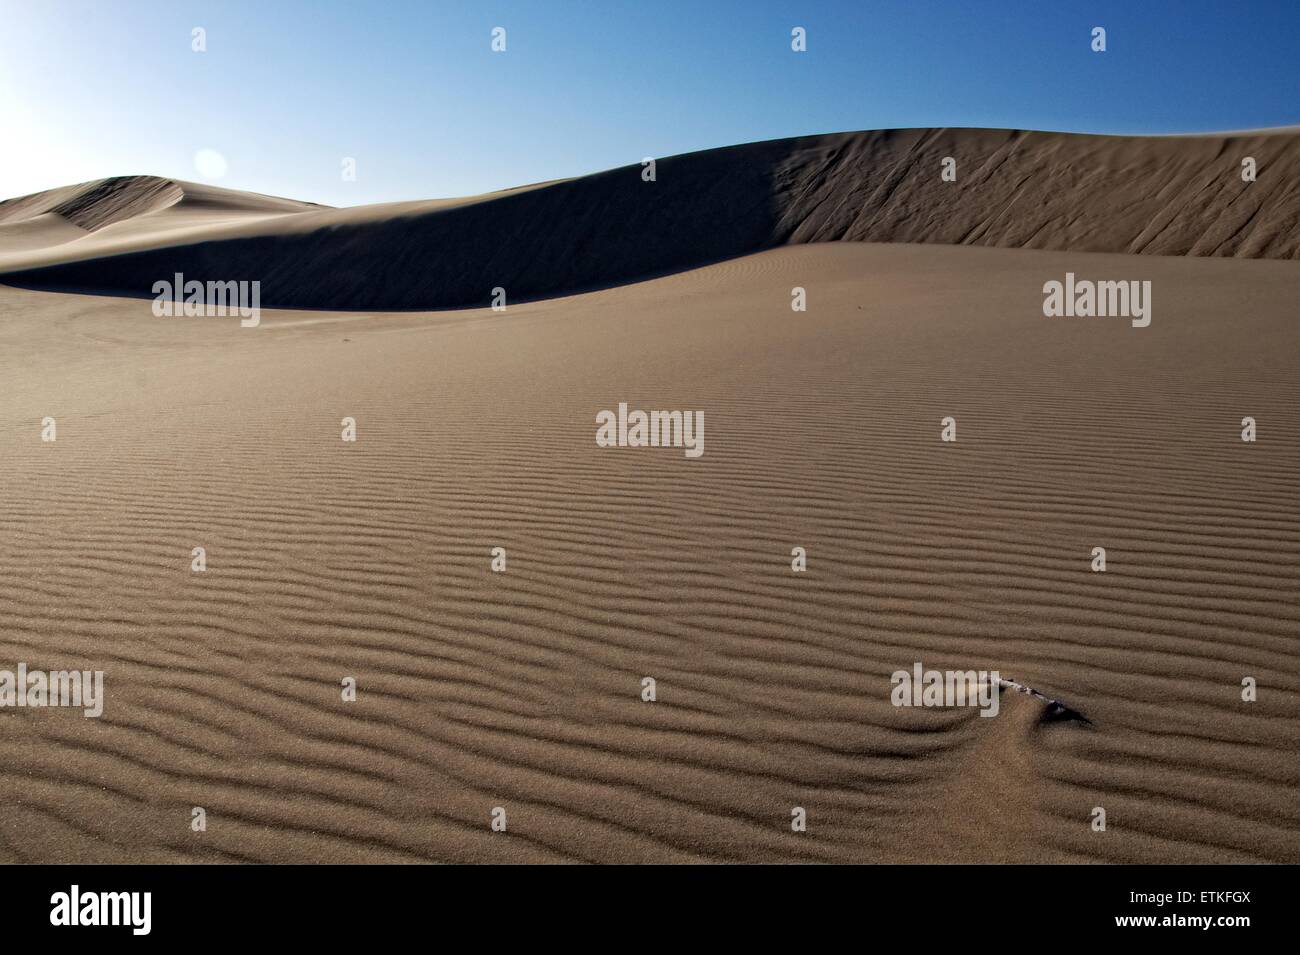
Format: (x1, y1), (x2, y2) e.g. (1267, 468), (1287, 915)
(5, 122), (1300, 208)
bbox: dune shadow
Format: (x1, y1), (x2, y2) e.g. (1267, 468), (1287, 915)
(5, 126), (1299, 311)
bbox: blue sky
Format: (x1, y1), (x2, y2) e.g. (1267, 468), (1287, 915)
(2, 0), (1298, 206)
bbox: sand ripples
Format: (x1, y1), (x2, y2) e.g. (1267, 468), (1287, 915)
(0, 244), (1296, 862)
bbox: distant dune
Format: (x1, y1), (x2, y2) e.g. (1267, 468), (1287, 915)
(3, 127), (1300, 308)
(0, 176), (325, 258)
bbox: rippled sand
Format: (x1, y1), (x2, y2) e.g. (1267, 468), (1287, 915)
(1, 242), (1296, 862)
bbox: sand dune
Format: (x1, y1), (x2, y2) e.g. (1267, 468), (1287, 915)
(0, 239), (1297, 863)
(0, 176), (326, 265)
(3, 128), (1300, 309)
(1, 131), (1297, 863)
(0, 176), (185, 232)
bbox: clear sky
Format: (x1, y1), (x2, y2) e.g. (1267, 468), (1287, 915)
(2, 0), (1298, 206)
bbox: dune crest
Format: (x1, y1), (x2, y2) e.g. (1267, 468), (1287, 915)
(0, 176), (185, 232)
(0, 176), (328, 262)
(2, 127), (1299, 310)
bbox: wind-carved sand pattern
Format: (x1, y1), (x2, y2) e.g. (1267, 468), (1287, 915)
(0, 130), (1298, 864)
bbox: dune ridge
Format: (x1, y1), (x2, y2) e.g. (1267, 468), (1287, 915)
(0, 176), (327, 263)
(3, 127), (1300, 309)
(0, 176), (185, 232)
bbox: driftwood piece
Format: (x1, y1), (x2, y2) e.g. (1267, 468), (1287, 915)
(997, 677), (1093, 725)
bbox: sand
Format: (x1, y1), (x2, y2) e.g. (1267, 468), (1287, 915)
(0, 130), (1297, 863)
(3, 127), (1300, 308)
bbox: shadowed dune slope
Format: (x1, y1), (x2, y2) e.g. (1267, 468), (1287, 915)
(3, 128), (1300, 309)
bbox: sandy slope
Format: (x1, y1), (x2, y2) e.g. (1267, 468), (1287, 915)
(0, 242), (1296, 863)
(3, 128), (1300, 309)
(0, 175), (334, 279)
